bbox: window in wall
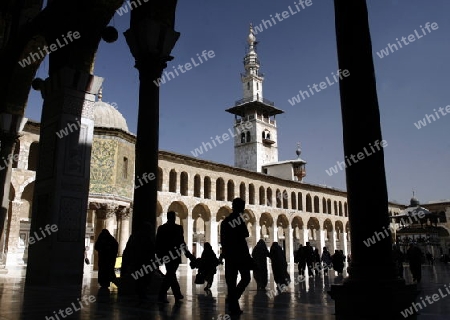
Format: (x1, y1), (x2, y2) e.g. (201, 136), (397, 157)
(169, 170), (177, 192)
(122, 157), (128, 179)
(28, 142), (39, 171)
(12, 142), (20, 168)
(246, 131), (251, 142)
(249, 184), (255, 205)
(204, 176), (211, 199)
(241, 132), (246, 143)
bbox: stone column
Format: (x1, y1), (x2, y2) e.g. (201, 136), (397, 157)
(96, 205), (117, 236)
(286, 227), (293, 264)
(255, 224), (261, 243)
(329, 1), (417, 317)
(303, 228), (308, 246)
(25, 68), (102, 286)
(332, 231), (337, 253)
(319, 228), (325, 254)
(5, 200), (22, 266)
(0, 115), (23, 267)
(187, 216), (193, 258)
(92, 204), (116, 270)
(210, 218), (218, 254)
(343, 231), (348, 257)
(124, 3), (180, 240)
(93, 207), (105, 271)
(270, 223), (276, 245)
(117, 207), (131, 256)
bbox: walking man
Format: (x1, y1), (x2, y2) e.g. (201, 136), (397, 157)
(220, 198), (251, 315)
(156, 211), (195, 303)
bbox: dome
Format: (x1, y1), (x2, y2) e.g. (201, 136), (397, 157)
(410, 197), (420, 207)
(93, 100), (129, 132)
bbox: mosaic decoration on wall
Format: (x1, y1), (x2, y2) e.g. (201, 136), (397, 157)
(90, 139), (117, 193)
(89, 137), (135, 199)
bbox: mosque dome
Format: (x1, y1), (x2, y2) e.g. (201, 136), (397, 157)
(410, 197), (420, 207)
(93, 89), (129, 132)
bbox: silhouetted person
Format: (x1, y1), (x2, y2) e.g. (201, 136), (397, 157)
(270, 242), (289, 291)
(407, 243), (422, 282)
(331, 250), (344, 275)
(340, 250), (346, 264)
(312, 248), (321, 275)
(304, 242), (314, 277)
(321, 247), (332, 276)
(392, 245), (405, 278)
(198, 242), (220, 291)
(252, 239), (270, 290)
(95, 229), (119, 288)
(426, 252), (434, 265)
(220, 198), (251, 315)
(121, 222), (155, 301)
(294, 244), (306, 277)
(156, 211), (194, 303)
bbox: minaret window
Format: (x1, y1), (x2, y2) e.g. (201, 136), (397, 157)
(122, 157), (128, 179)
(246, 131), (251, 142)
(241, 132), (246, 143)
(247, 82), (250, 90)
(262, 130), (271, 140)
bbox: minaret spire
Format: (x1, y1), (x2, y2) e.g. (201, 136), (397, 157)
(242, 24), (264, 102)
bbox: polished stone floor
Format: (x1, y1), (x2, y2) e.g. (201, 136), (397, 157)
(1, 262), (449, 319)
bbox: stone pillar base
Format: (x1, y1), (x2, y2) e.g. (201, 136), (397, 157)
(329, 280), (418, 319)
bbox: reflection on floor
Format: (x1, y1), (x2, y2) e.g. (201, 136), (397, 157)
(1, 263), (449, 319)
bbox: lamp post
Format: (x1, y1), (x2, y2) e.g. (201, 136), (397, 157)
(124, 1), (179, 245)
(0, 113), (26, 267)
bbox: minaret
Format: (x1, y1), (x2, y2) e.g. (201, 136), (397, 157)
(226, 25), (284, 172)
(241, 24), (264, 102)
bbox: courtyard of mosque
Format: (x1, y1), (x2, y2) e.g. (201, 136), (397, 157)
(1, 262), (450, 319)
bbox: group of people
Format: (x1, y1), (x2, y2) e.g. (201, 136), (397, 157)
(294, 243), (347, 278)
(251, 239), (290, 291)
(94, 197), (349, 315)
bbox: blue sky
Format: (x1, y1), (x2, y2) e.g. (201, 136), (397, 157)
(26, 0), (450, 204)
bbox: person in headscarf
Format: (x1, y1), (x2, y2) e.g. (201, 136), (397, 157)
(269, 242), (289, 291)
(331, 249), (345, 276)
(407, 243), (423, 282)
(252, 239), (270, 290)
(392, 245), (405, 278)
(121, 222), (156, 301)
(94, 229), (119, 288)
(321, 247), (332, 276)
(294, 244), (307, 278)
(197, 242), (220, 291)
(312, 248), (321, 275)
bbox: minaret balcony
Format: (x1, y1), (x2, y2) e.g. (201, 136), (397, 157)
(234, 96), (274, 106)
(235, 115), (275, 126)
(262, 138), (275, 145)
(235, 115), (255, 124)
(257, 114), (276, 125)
